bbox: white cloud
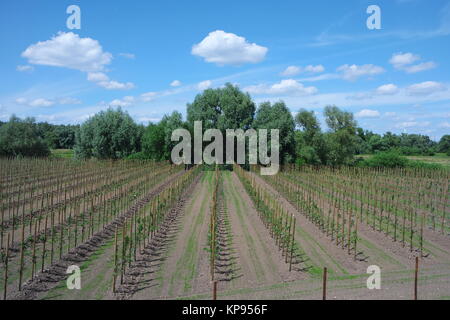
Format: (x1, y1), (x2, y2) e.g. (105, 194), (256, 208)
(16, 98), (28, 104)
(197, 80), (212, 90)
(280, 65), (324, 77)
(97, 80), (134, 90)
(396, 121), (431, 129)
(141, 92), (157, 102)
(87, 72), (134, 90)
(384, 112), (397, 117)
(389, 52), (436, 73)
(280, 66), (301, 77)
(21, 32), (135, 90)
(376, 84), (399, 95)
(192, 30), (268, 66)
(28, 98), (55, 107)
(118, 53), (135, 59)
(87, 72), (109, 82)
(244, 79), (318, 96)
(389, 52), (420, 68)
(138, 117), (161, 123)
(304, 65), (325, 73)
(170, 80), (182, 87)
(22, 32), (112, 72)
(15, 96), (81, 107)
(355, 109), (380, 118)
(337, 64), (385, 81)
(109, 96), (135, 107)
(407, 81), (446, 95)
(402, 61), (436, 73)
(298, 73), (340, 82)
(438, 121), (450, 128)
(16, 65), (34, 72)
(58, 97), (81, 105)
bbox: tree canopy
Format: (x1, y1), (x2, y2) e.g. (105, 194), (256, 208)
(74, 108), (141, 159)
(253, 101), (295, 164)
(0, 115), (50, 157)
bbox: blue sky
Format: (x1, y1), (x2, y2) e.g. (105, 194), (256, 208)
(0, 0), (449, 139)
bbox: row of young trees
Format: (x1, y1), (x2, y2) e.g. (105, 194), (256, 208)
(1, 83), (449, 163)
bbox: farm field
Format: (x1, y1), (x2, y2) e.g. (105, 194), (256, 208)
(359, 154), (450, 169)
(0, 159), (449, 300)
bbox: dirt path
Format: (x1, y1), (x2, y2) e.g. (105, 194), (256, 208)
(141, 172), (212, 299)
(220, 172), (305, 290)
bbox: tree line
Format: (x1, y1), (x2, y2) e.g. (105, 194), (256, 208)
(1, 83), (449, 165)
(0, 116), (78, 157)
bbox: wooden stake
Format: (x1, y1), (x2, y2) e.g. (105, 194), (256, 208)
(322, 267), (327, 300)
(113, 229), (118, 293)
(3, 233), (10, 300)
(212, 280), (217, 300)
(414, 256), (419, 300)
(289, 217), (296, 272)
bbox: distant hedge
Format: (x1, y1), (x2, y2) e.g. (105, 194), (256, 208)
(0, 115), (50, 157)
(358, 151), (443, 169)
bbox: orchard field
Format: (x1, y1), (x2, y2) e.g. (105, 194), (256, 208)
(0, 158), (449, 300)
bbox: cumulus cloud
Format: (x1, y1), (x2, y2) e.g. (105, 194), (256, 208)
(389, 52), (436, 73)
(58, 97), (82, 105)
(304, 65), (325, 73)
(396, 121), (431, 129)
(97, 80), (134, 90)
(22, 32), (112, 72)
(244, 79), (318, 96)
(138, 117), (162, 123)
(355, 109), (380, 118)
(403, 61), (437, 73)
(109, 96), (135, 107)
(197, 80), (212, 90)
(141, 92), (157, 102)
(28, 98), (55, 107)
(15, 98), (27, 104)
(376, 84), (399, 95)
(87, 72), (134, 90)
(87, 72), (109, 82)
(337, 64), (385, 81)
(280, 65), (324, 77)
(192, 30), (268, 66)
(170, 80), (182, 87)
(407, 81), (446, 95)
(280, 66), (301, 77)
(15, 97), (81, 107)
(389, 52), (420, 68)
(16, 65), (34, 72)
(438, 121), (450, 128)
(22, 32), (134, 90)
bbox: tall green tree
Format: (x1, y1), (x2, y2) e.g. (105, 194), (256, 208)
(323, 105), (358, 165)
(141, 123), (166, 161)
(253, 101), (296, 164)
(187, 83), (255, 131)
(74, 107), (141, 159)
(142, 111), (185, 161)
(0, 115), (50, 157)
(438, 135), (450, 155)
(294, 109), (328, 164)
